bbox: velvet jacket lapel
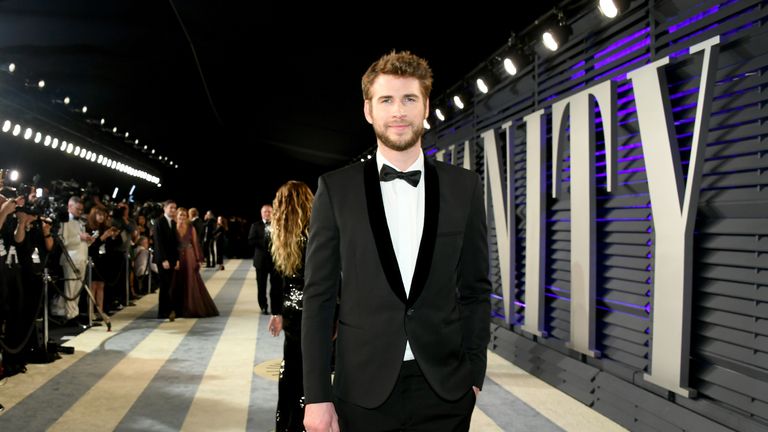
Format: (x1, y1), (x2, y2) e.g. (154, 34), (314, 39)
(363, 157), (440, 307)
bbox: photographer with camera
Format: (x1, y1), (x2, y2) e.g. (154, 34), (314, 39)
(51, 197), (91, 321)
(86, 207), (119, 322)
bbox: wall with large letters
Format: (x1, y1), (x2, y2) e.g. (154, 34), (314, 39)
(424, 1), (768, 430)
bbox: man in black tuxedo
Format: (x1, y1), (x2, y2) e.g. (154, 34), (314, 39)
(302, 51), (491, 431)
(203, 211), (216, 267)
(248, 204), (279, 314)
(152, 200), (180, 319)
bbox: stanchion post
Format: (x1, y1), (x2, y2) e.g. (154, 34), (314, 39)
(87, 257), (93, 327)
(125, 251), (131, 306)
(147, 249), (153, 294)
(43, 267), (49, 349)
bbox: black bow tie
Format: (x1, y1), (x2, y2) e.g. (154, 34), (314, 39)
(379, 164), (421, 187)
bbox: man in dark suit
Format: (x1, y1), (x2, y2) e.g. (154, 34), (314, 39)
(152, 200), (180, 319)
(189, 207), (204, 250)
(248, 204), (279, 314)
(302, 51), (491, 431)
(203, 211), (216, 267)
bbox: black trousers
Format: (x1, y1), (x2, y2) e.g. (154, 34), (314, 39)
(157, 267), (176, 318)
(276, 310), (304, 432)
(335, 360), (475, 432)
(256, 265), (279, 313)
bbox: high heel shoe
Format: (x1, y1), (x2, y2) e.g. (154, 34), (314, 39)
(169, 310), (176, 322)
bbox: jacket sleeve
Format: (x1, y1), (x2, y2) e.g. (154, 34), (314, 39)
(247, 223), (258, 248)
(153, 220), (166, 263)
(301, 175), (341, 403)
(458, 174), (492, 389)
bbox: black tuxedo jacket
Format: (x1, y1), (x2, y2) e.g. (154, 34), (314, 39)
(302, 157), (491, 408)
(191, 217), (204, 246)
(247, 220), (273, 270)
(152, 216), (179, 266)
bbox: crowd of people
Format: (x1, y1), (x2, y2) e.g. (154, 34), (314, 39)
(0, 184), (242, 379)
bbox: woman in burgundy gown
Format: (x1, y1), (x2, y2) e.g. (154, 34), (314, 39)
(173, 207), (219, 318)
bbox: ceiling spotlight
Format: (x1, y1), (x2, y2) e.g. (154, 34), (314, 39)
(52, 138), (59, 149)
(423, 119), (431, 130)
(435, 108), (445, 121)
(8, 170), (19, 182)
(63, 96), (71, 105)
(44, 135), (51, 146)
(23, 128), (32, 140)
(125, 131), (129, 138)
(542, 15), (572, 52)
(112, 126), (117, 133)
(34, 132), (42, 143)
(476, 78), (490, 94)
(500, 44), (531, 77)
(175, 164), (179, 168)
(37, 80), (45, 89)
(100, 118), (105, 125)
(453, 95), (465, 110)
(7, 63), (15, 73)
(135, 139), (139, 145)
(2, 120), (11, 133)
(598, 0), (630, 18)
(12, 124), (21, 136)
(151, 149), (155, 154)
(81, 105), (88, 113)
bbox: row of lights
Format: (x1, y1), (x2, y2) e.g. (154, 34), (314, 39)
(425, 0), (633, 129)
(2, 61), (179, 170)
(1, 119), (161, 186)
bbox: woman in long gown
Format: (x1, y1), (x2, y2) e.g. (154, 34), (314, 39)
(268, 181), (314, 432)
(173, 207), (219, 318)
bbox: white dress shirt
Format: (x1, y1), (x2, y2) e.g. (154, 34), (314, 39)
(377, 149), (425, 361)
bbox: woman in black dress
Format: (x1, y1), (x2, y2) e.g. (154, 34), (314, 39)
(268, 180), (314, 432)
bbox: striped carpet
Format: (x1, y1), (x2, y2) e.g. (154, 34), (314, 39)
(0, 259), (624, 431)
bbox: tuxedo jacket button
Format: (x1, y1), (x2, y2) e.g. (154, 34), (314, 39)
(406, 308), (414, 316)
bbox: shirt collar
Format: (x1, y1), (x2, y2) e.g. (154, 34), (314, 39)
(376, 149), (424, 174)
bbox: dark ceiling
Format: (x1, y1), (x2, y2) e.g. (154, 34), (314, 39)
(0, 0), (559, 218)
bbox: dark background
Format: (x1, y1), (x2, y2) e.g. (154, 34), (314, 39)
(0, 1), (558, 218)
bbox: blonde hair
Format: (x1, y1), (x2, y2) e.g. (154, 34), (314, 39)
(270, 181), (314, 276)
(176, 207), (189, 235)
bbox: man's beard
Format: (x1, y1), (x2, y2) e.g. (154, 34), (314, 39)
(374, 121), (424, 152)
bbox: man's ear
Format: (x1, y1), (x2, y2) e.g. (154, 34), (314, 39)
(364, 99), (373, 125)
(424, 98), (430, 120)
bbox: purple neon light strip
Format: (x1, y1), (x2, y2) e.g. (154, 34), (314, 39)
(668, 4), (720, 33)
(595, 27), (651, 59)
(594, 38), (651, 70)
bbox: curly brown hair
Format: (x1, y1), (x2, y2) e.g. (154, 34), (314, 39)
(270, 181), (314, 276)
(361, 50), (433, 103)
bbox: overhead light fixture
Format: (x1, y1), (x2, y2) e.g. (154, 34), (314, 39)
(598, 0), (630, 18)
(63, 96), (71, 105)
(542, 11), (572, 52)
(499, 40), (532, 77)
(453, 94), (465, 110)
(7, 63), (15, 73)
(37, 80), (45, 89)
(435, 108), (445, 121)
(23, 127), (32, 140)
(423, 119), (431, 130)
(2, 120), (11, 133)
(100, 118), (105, 125)
(81, 105), (88, 113)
